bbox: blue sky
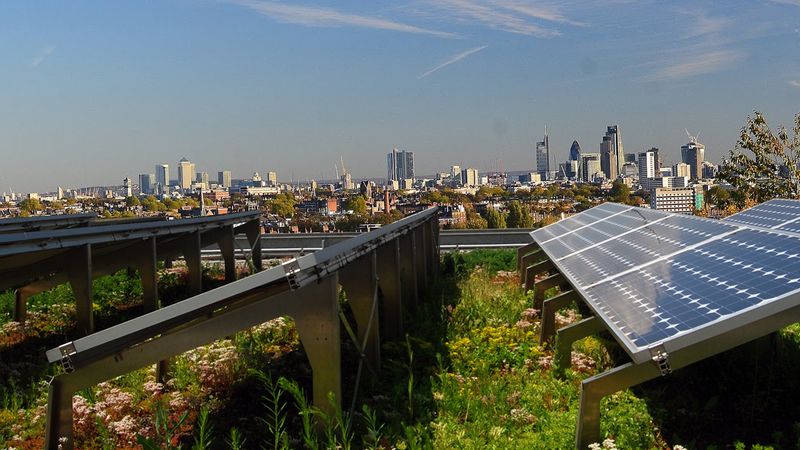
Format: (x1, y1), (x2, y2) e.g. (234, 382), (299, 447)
(1, 0), (799, 192)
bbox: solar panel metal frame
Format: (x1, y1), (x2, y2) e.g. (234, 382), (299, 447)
(532, 202), (800, 365)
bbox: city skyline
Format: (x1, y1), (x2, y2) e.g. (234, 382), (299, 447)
(2, 1), (799, 192)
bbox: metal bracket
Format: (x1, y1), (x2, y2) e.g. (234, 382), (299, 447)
(283, 259), (301, 290)
(58, 342), (77, 373)
(649, 344), (672, 376)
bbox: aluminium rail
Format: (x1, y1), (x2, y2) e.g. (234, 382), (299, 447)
(196, 228), (534, 259)
(43, 207), (440, 449)
(516, 221), (800, 448)
(0, 211), (262, 335)
(0, 213), (96, 233)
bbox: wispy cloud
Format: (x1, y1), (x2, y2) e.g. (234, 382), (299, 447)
(789, 80), (800, 88)
(417, 44), (488, 79)
(31, 45), (55, 68)
(769, 0), (800, 6)
(494, 1), (586, 27)
(428, 0), (565, 38)
(232, 0), (456, 38)
(642, 9), (744, 82)
(646, 49), (744, 81)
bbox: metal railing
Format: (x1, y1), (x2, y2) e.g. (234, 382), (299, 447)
(44, 207), (440, 449)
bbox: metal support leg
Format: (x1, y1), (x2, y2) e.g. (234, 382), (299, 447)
(516, 242), (540, 279)
(540, 290), (578, 347)
(244, 218), (263, 272)
(13, 289), (27, 323)
(399, 232), (418, 308)
(534, 272), (565, 310)
(576, 362), (660, 449)
(293, 275), (341, 416)
(181, 231), (203, 296)
(519, 248), (544, 286)
(524, 259), (555, 293)
(218, 225), (237, 283)
(554, 316), (604, 378)
(45, 376), (78, 449)
(45, 274), (343, 449)
(138, 237), (159, 313)
(377, 240), (403, 339)
(68, 244), (94, 335)
(339, 253), (381, 371)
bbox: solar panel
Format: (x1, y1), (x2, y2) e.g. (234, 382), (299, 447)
(532, 201), (800, 364)
(723, 198), (800, 230)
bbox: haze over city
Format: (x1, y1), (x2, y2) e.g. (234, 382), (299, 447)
(2, 0), (799, 192)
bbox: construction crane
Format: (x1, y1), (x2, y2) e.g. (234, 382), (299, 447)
(685, 128), (701, 144)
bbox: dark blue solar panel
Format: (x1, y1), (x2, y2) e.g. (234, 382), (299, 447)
(724, 199), (800, 229)
(582, 228), (800, 350)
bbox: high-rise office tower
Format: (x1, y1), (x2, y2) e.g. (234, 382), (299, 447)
(604, 125), (625, 177)
(178, 157), (195, 191)
(581, 153), (601, 182)
(139, 173), (155, 195)
(536, 127), (550, 180)
(461, 168), (479, 187)
(600, 136), (618, 180)
(218, 170), (232, 188)
(387, 148), (415, 185)
(569, 140), (581, 161)
(123, 177), (132, 197)
(200, 172), (209, 189)
(156, 164), (169, 191)
(681, 138), (705, 180)
(267, 171), (278, 187)
(674, 163), (691, 178)
(451, 165), (462, 185)
(638, 149), (659, 189)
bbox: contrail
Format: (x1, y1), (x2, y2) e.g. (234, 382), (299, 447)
(417, 45), (488, 79)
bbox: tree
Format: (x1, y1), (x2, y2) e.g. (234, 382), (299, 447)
(717, 111), (800, 209)
(609, 179), (631, 204)
(267, 192), (296, 217)
(125, 196), (140, 208)
(142, 196), (166, 212)
(506, 200), (533, 228)
(484, 208), (506, 229)
(344, 196), (367, 215)
(18, 198), (43, 214)
(706, 185), (731, 210)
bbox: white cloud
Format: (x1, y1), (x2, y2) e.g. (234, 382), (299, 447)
(232, 1), (457, 38)
(31, 45), (55, 68)
(417, 44), (488, 79)
(789, 80), (800, 87)
(646, 50), (744, 81)
(493, 0), (586, 27)
(429, 0), (563, 37)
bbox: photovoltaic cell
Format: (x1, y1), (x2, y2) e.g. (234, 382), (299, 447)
(582, 228), (800, 351)
(530, 200), (800, 364)
(723, 198), (800, 229)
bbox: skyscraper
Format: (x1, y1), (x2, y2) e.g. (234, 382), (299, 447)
(569, 140), (581, 162)
(535, 127), (550, 180)
(604, 125), (625, 177)
(267, 171), (278, 187)
(638, 149), (659, 189)
(218, 170), (232, 188)
(681, 138), (705, 180)
(178, 157), (195, 191)
(139, 173), (155, 195)
(155, 164), (169, 191)
(581, 153), (601, 182)
(600, 136), (618, 180)
(387, 148), (415, 186)
(461, 168), (479, 187)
